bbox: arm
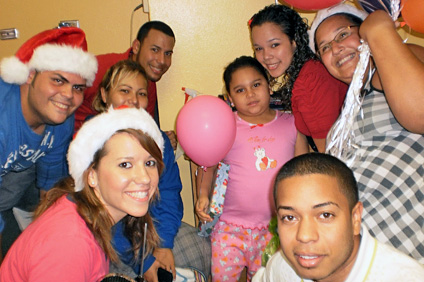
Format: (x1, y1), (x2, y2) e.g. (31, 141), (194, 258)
(195, 164), (218, 223)
(294, 132), (309, 156)
(147, 132), (182, 278)
(360, 10), (424, 133)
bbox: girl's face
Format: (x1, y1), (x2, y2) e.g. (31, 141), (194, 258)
(228, 66), (271, 124)
(89, 132), (159, 223)
(315, 15), (361, 84)
(251, 22), (297, 78)
(101, 73), (148, 110)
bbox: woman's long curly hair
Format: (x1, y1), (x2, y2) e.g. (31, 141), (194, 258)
(34, 128), (163, 264)
(249, 4), (317, 111)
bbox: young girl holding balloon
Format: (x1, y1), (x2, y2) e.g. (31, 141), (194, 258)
(195, 56), (308, 281)
(249, 4), (348, 152)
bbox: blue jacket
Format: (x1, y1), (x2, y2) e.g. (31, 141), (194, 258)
(112, 130), (183, 274)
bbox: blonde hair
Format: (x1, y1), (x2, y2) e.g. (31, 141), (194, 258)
(35, 128), (163, 263)
(92, 60), (148, 113)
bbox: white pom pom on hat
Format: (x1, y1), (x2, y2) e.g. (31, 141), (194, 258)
(68, 106), (164, 192)
(308, 3), (368, 53)
(0, 27), (97, 86)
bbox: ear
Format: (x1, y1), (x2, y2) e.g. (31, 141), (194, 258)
(100, 87), (108, 104)
(87, 169), (98, 188)
(351, 202), (363, 236)
(26, 70), (37, 85)
(131, 39), (141, 57)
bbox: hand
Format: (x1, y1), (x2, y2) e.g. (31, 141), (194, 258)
(165, 130), (178, 150)
(143, 259), (165, 282)
(153, 248), (176, 280)
(360, 10), (396, 43)
(195, 196), (213, 222)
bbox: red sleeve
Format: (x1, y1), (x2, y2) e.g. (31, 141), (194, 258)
(291, 60), (347, 138)
(74, 49), (132, 132)
(28, 232), (108, 281)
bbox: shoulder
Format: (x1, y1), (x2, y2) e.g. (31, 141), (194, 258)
(253, 250), (302, 282)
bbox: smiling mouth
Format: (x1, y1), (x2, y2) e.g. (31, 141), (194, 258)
(150, 65), (163, 75)
(336, 53), (355, 67)
(126, 191), (149, 200)
(52, 101), (69, 110)
(266, 63), (279, 70)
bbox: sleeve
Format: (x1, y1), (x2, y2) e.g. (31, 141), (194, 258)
(0, 215), (4, 232)
(36, 117), (74, 190)
(291, 61), (348, 139)
(27, 233), (105, 282)
(149, 131), (183, 249)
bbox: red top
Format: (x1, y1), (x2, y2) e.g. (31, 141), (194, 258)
(74, 48), (157, 132)
(291, 60), (347, 139)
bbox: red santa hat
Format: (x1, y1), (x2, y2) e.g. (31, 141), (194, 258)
(0, 27), (97, 86)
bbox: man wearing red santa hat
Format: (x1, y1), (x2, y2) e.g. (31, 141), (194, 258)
(0, 26), (97, 262)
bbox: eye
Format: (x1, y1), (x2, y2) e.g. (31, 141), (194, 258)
(320, 44), (331, 54)
(151, 47), (159, 53)
(138, 91), (147, 97)
(52, 77), (64, 85)
(164, 51), (173, 56)
(73, 85), (86, 94)
(319, 212), (334, 220)
(337, 31), (350, 41)
(235, 88), (245, 94)
(271, 43), (280, 48)
(120, 89), (129, 94)
(254, 46), (262, 52)
(119, 162), (133, 169)
(146, 160), (157, 167)
(280, 214), (297, 224)
(253, 82), (261, 88)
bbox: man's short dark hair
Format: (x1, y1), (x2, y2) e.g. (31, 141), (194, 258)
(136, 21), (175, 45)
(274, 153), (359, 209)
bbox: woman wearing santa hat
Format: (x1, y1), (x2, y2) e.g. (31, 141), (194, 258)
(0, 106), (164, 281)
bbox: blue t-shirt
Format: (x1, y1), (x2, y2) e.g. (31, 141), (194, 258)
(0, 78), (74, 231)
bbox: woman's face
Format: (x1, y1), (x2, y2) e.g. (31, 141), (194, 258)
(101, 73), (148, 110)
(315, 15), (361, 84)
(89, 132), (159, 223)
(251, 22), (296, 78)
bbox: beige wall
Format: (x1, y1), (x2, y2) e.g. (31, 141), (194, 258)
(1, 0), (423, 226)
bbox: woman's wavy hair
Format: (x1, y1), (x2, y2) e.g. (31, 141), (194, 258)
(34, 128), (163, 263)
(249, 4), (317, 111)
(93, 60), (148, 113)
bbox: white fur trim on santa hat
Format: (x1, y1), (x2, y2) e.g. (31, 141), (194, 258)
(0, 56), (30, 85)
(0, 43), (97, 86)
(308, 3), (368, 53)
(68, 107), (164, 192)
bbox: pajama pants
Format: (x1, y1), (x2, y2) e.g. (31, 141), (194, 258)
(211, 220), (271, 282)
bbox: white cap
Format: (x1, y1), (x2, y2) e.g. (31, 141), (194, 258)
(308, 3), (368, 53)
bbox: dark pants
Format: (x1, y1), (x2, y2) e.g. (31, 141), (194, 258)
(0, 166), (39, 257)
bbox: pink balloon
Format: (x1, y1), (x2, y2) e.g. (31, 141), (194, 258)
(176, 95), (236, 167)
(282, 0), (342, 10)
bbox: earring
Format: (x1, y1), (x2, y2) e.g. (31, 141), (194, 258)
(230, 102), (235, 108)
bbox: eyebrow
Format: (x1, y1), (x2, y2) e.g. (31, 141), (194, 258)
(317, 26), (349, 48)
(277, 201), (340, 211)
(54, 73), (87, 88)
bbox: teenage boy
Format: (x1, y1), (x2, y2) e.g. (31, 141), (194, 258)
(254, 153), (424, 281)
(0, 27), (97, 262)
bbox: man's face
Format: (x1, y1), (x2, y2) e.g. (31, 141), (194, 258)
(276, 174), (362, 282)
(23, 70), (86, 132)
(134, 29), (175, 82)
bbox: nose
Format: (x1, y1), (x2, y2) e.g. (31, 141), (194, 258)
(134, 166), (151, 185)
(263, 48), (273, 60)
(128, 92), (139, 108)
(62, 85), (74, 99)
(296, 218), (318, 243)
(156, 51), (165, 65)
(331, 40), (344, 55)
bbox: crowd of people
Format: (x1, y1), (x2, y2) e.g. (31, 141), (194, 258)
(0, 2), (423, 282)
